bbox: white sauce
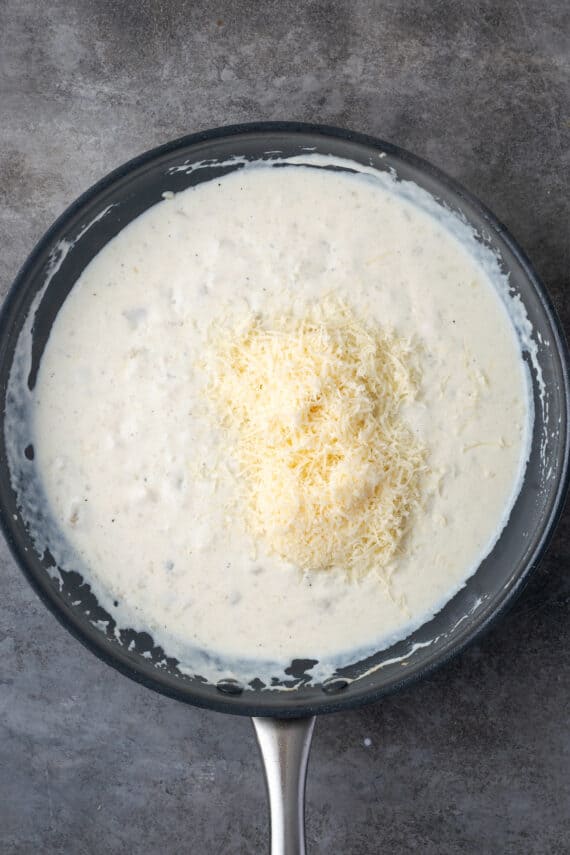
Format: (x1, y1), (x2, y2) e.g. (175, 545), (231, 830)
(22, 160), (532, 684)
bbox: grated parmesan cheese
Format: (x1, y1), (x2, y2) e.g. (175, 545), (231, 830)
(207, 298), (426, 577)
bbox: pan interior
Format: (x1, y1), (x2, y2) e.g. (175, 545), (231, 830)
(0, 125), (567, 715)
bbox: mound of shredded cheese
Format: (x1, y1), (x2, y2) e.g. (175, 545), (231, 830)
(207, 298), (425, 577)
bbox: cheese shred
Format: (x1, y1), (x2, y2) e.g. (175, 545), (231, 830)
(207, 298), (426, 577)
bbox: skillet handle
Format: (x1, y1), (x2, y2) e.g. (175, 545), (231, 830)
(252, 716), (316, 855)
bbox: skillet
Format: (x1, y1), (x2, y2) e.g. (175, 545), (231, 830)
(0, 123), (568, 854)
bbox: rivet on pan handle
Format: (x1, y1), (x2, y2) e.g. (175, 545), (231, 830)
(252, 716), (316, 855)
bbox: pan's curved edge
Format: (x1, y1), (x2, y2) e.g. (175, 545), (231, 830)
(0, 121), (569, 717)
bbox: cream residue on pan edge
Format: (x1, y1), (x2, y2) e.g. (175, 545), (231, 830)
(7, 159), (532, 685)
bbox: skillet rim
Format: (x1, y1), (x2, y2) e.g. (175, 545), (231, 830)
(0, 120), (568, 717)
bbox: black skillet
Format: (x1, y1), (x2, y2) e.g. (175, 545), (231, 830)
(1, 123), (568, 854)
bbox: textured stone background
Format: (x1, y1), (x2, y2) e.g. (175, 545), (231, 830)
(1, 1), (569, 853)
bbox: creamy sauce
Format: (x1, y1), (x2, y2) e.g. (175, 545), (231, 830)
(27, 162), (531, 683)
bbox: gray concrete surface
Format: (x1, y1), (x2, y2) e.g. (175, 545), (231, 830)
(1, 1), (569, 853)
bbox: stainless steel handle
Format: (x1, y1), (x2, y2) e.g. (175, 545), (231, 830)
(252, 716), (316, 855)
